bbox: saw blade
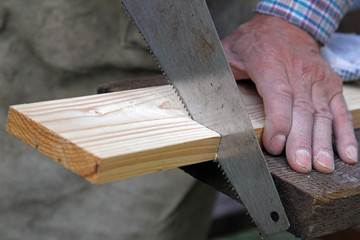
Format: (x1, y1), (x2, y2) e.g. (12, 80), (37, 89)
(121, 0), (289, 236)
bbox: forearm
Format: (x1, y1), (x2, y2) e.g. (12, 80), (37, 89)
(256, 0), (355, 44)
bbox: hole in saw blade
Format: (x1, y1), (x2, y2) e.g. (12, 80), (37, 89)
(270, 211), (280, 222)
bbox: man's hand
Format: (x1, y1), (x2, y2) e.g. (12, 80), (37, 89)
(222, 14), (358, 173)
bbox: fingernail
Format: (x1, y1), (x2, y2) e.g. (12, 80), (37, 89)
(315, 150), (334, 171)
(294, 149), (312, 171)
(346, 146), (358, 163)
(270, 135), (286, 155)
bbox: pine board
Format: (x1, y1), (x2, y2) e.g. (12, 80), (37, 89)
(7, 84), (220, 183)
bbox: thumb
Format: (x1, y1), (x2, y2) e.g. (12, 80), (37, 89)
(228, 59), (250, 80)
(221, 39), (250, 80)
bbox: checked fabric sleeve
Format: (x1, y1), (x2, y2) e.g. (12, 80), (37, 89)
(256, 0), (355, 44)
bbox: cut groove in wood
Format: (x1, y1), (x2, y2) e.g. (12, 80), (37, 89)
(6, 81), (360, 184)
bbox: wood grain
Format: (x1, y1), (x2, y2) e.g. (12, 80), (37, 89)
(7, 85), (220, 183)
(266, 133), (360, 239)
(97, 76), (360, 143)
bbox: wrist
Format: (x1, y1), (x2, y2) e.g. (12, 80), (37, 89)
(255, 0), (354, 44)
(247, 13), (321, 49)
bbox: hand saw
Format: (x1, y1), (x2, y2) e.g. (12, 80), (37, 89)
(121, 0), (289, 236)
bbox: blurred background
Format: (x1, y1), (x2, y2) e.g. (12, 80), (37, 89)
(0, 0), (258, 239)
(0, 0), (359, 240)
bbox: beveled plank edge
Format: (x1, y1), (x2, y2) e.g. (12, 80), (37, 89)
(6, 107), (100, 183)
(97, 136), (220, 183)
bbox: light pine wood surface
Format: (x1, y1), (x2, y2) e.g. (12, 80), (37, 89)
(7, 85), (220, 183)
(6, 81), (360, 183)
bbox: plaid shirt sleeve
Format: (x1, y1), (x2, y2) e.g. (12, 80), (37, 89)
(256, 0), (355, 44)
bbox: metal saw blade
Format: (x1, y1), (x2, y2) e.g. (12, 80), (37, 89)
(121, 0), (289, 236)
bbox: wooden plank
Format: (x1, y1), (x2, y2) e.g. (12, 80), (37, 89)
(97, 76), (360, 143)
(7, 84), (220, 183)
(5, 77), (275, 184)
(6, 76), (360, 184)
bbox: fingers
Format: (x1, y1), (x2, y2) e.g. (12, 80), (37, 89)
(248, 63), (292, 156)
(330, 91), (358, 165)
(285, 73), (357, 174)
(311, 81), (335, 173)
(250, 63), (357, 174)
(311, 73), (358, 173)
(286, 72), (358, 173)
(285, 79), (314, 173)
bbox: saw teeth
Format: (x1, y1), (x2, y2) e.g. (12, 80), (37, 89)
(213, 154), (243, 203)
(120, 0), (191, 118)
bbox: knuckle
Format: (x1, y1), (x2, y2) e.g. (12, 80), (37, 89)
(265, 116), (291, 133)
(330, 93), (354, 123)
(330, 75), (343, 88)
(260, 53), (277, 63)
(261, 83), (293, 102)
(342, 110), (354, 123)
(273, 84), (293, 99)
(312, 70), (327, 83)
(302, 64), (321, 78)
(314, 103), (333, 121)
(295, 60), (334, 86)
(254, 59), (277, 71)
(293, 138), (312, 151)
(313, 74), (342, 93)
(255, 53), (285, 70)
(291, 57), (319, 77)
(293, 98), (315, 114)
